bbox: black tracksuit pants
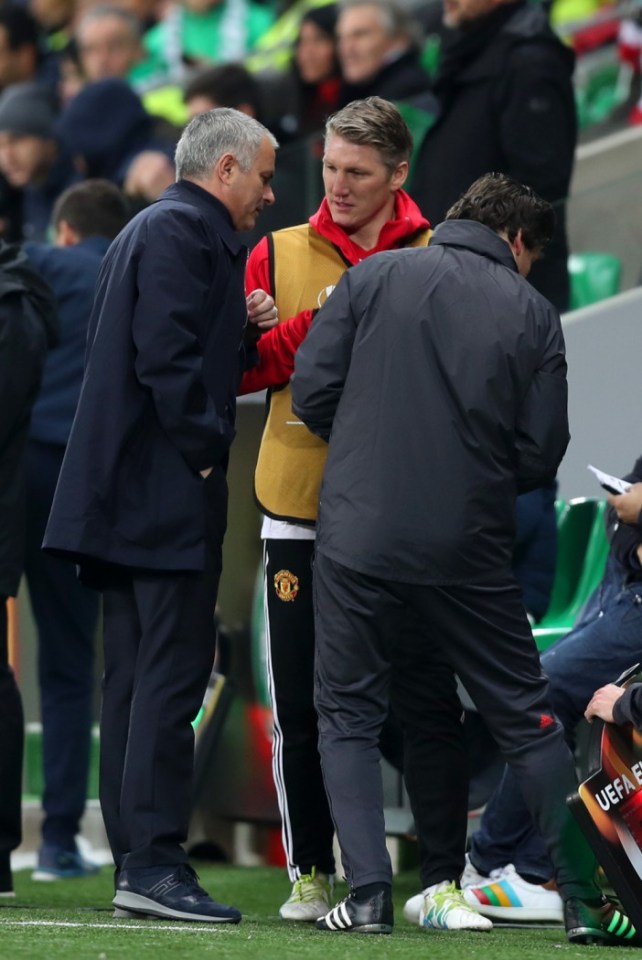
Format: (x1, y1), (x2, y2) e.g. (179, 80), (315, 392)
(264, 539), (335, 880)
(263, 539), (470, 886)
(313, 550), (601, 901)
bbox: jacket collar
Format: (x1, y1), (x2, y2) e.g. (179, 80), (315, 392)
(161, 180), (245, 255)
(430, 219), (518, 272)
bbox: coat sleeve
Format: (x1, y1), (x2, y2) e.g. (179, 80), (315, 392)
(607, 458), (642, 571)
(238, 308), (317, 395)
(613, 684), (642, 730)
(240, 235), (316, 394)
(514, 306), (569, 493)
(291, 271), (357, 441)
(131, 216), (236, 473)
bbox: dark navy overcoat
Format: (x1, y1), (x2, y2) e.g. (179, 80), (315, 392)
(44, 180), (248, 581)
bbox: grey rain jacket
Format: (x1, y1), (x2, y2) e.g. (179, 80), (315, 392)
(291, 219), (569, 585)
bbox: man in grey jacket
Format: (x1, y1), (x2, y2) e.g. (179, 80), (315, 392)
(291, 173), (635, 945)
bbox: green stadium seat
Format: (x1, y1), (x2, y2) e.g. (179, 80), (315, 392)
(568, 251), (622, 310)
(575, 61), (632, 129)
(533, 497), (608, 652)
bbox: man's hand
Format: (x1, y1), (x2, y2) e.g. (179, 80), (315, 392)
(247, 289), (278, 331)
(585, 683), (625, 723)
(607, 482), (642, 525)
(200, 467), (212, 479)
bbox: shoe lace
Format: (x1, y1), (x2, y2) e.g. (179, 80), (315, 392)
(292, 870), (329, 903)
(175, 863), (208, 897)
(431, 882), (470, 914)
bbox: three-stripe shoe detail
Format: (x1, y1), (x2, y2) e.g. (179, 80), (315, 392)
(315, 888), (393, 933)
(606, 908), (636, 941)
(324, 899), (353, 930)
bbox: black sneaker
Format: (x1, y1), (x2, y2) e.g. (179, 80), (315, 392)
(316, 888), (393, 934)
(564, 895), (637, 945)
(113, 863), (241, 923)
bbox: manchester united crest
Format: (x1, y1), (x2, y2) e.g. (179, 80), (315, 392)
(274, 569), (299, 602)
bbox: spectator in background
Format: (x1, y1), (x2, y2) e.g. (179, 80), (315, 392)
(408, 0), (576, 312)
(184, 62), (262, 119)
(58, 39), (86, 104)
(0, 82), (80, 241)
(0, 5), (57, 240)
(258, 4), (342, 143)
(336, 0), (429, 104)
(74, 6), (147, 90)
(29, 0), (75, 57)
(23, 180), (130, 882)
(55, 78), (175, 204)
(0, 5), (50, 91)
(142, 0), (275, 87)
(0, 241), (56, 898)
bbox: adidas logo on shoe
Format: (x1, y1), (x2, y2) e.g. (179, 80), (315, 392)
(565, 895), (638, 946)
(316, 888), (393, 934)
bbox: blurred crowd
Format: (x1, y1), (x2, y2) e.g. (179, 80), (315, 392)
(0, 0), (458, 245)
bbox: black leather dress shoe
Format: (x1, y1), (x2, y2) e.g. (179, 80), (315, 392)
(113, 863), (241, 923)
(316, 888), (393, 933)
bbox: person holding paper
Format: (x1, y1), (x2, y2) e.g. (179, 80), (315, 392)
(461, 455), (642, 925)
(608, 483), (642, 529)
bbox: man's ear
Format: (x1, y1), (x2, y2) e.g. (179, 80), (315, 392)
(511, 227), (524, 257)
(390, 159), (409, 191)
(54, 219), (80, 247)
(217, 152), (237, 184)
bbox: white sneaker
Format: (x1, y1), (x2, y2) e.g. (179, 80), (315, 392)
(463, 863), (563, 922)
(279, 868), (333, 921)
(461, 852), (491, 889)
(420, 881), (493, 931)
(404, 854), (490, 924)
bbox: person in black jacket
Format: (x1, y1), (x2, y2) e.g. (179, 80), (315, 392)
(291, 173), (633, 944)
(409, 0), (576, 312)
(43, 108), (277, 923)
(336, 0), (430, 105)
(0, 241), (57, 897)
(23, 180), (130, 883)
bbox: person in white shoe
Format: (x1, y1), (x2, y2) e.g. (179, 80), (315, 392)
(238, 96), (431, 922)
(291, 173), (631, 942)
(457, 457), (642, 925)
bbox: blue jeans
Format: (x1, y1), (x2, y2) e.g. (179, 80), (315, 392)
(469, 556), (642, 881)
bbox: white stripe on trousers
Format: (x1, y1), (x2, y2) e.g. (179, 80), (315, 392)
(263, 542), (300, 882)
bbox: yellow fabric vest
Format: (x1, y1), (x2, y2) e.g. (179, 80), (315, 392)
(254, 223), (431, 523)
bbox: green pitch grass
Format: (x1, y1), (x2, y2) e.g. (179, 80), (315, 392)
(1, 865), (639, 960)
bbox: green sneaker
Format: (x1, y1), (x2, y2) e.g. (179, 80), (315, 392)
(420, 881), (493, 931)
(279, 867), (333, 922)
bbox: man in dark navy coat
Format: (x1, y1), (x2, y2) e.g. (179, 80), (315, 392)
(44, 108), (277, 923)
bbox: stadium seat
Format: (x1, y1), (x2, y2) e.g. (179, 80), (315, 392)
(534, 497), (608, 652)
(568, 251), (622, 310)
